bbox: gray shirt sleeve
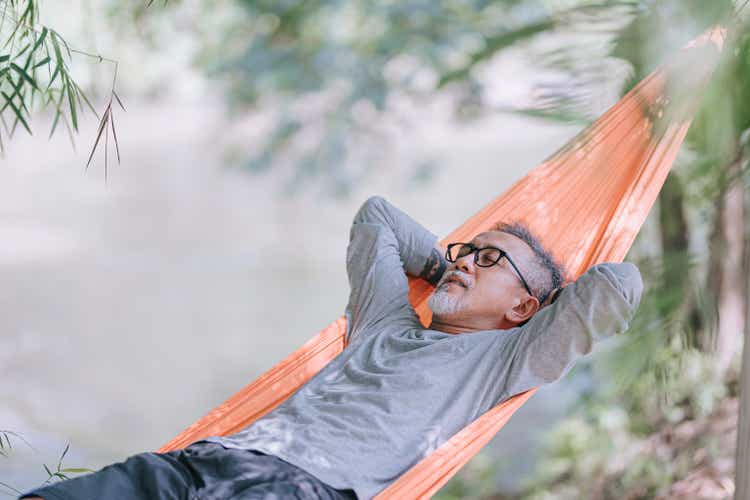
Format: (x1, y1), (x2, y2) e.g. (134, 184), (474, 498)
(344, 196), (438, 342)
(500, 262), (644, 398)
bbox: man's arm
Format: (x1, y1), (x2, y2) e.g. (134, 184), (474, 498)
(345, 196), (442, 341)
(419, 242), (449, 286)
(500, 262), (643, 398)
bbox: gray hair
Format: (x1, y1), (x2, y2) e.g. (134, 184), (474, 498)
(492, 221), (565, 303)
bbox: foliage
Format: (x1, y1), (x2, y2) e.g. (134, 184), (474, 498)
(180, 0), (644, 195)
(0, 431), (93, 497)
(438, 1), (750, 498)
(0, 0), (127, 176)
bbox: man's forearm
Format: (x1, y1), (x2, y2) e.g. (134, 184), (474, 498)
(352, 196), (442, 283)
(418, 243), (448, 286)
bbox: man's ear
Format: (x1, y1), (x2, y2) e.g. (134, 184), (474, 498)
(505, 295), (540, 325)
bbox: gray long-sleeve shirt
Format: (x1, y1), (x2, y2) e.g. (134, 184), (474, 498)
(204, 196), (643, 499)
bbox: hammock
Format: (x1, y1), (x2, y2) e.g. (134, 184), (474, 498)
(159, 29), (725, 498)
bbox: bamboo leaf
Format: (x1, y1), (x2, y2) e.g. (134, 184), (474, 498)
(0, 480), (22, 494)
(22, 48), (34, 71)
(59, 468), (93, 474)
(86, 104), (110, 170)
(3, 20), (23, 50)
(51, 30), (72, 60)
(46, 63), (60, 89)
(50, 30), (64, 67)
(0, 54), (9, 63)
(10, 62), (38, 89)
(32, 27), (48, 54)
(73, 81), (98, 118)
(0, 110), (10, 136)
(104, 115), (109, 181)
(61, 112), (76, 151)
(33, 56), (50, 68)
(20, 0), (34, 24)
(16, 87), (30, 114)
(112, 90), (126, 112)
(15, 42), (30, 60)
(111, 109), (120, 163)
(63, 73), (77, 129)
(2, 91), (31, 134)
(57, 443), (70, 471)
(49, 88), (65, 138)
(48, 108), (61, 138)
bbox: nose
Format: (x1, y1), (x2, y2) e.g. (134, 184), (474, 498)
(455, 252), (475, 274)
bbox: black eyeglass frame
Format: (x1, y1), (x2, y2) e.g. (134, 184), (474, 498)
(445, 242), (534, 299)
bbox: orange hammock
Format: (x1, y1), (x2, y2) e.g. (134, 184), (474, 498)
(159, 29), (725, 498)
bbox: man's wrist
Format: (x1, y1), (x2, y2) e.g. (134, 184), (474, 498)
(419, 244), (449, 286)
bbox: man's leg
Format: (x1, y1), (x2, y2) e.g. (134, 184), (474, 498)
(18, 450), (196, 500)
(181, 441), (357, 500)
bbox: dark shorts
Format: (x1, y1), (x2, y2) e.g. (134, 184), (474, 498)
(20, 442), (357, 500)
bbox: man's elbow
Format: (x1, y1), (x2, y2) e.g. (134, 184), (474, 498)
(593, 262), (644, 311)
(353, 195), (390, 225)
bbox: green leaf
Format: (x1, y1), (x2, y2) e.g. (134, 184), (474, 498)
(33, 56), (50, 69)
(73, 81), (98, 118)
(22, 48), (34, 71)
(51, 30), (72, 60)
(0, 480), (22, 494)
(49, 90), (66, 139)
(58, 443), (70, 471)
(3, 20), (23, 50)
(15, 42), (31, 60)
(63, 73), (77, 129)
(2, 91), (32, 135)
(32, 27), (49, 54)
(0, 54), (10, 63)
(20, 0), (34, 24)
(10, 62), (39, 90)
(113, 90), (126, 112)
(59, 467), (93, 474)
(47, 63), (61, 89)
(49, 110), (61, 138)
(50, 31), (64, 67)
(111, 110), (120, 163)
(86, 104), (110, 169)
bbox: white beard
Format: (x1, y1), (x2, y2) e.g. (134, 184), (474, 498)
(428, 285), (465, 316)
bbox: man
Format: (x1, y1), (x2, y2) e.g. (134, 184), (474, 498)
(22, 195), (643, 500)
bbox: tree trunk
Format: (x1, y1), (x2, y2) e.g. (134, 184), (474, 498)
(714, 162), (746, 379)
(658, 172), (702, 346)
(733, 168), (750, 500)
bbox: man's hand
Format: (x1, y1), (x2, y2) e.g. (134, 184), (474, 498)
(419, 243), (449, 286)
(540, 285), (566, 309)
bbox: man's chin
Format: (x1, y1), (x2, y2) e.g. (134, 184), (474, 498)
(428, 290), (464, 316)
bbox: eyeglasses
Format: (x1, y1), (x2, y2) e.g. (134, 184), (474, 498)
(445, 242), (533, 298)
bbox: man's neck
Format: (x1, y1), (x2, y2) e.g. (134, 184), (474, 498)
(428, 315), (514, 334)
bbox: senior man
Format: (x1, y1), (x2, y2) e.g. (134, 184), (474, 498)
(22, 195), (642, 500)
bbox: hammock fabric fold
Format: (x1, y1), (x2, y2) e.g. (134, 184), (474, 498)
(159, 28), (725, 499)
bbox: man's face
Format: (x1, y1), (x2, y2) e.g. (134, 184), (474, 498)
(428, 230), (538, 330)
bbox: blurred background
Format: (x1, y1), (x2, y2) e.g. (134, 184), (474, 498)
(1, 0), (748, 498)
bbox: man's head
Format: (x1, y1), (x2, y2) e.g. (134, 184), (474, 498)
(428, 222), (564, 332)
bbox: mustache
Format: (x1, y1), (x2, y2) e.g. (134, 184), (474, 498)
(438, 270), (472, 289)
